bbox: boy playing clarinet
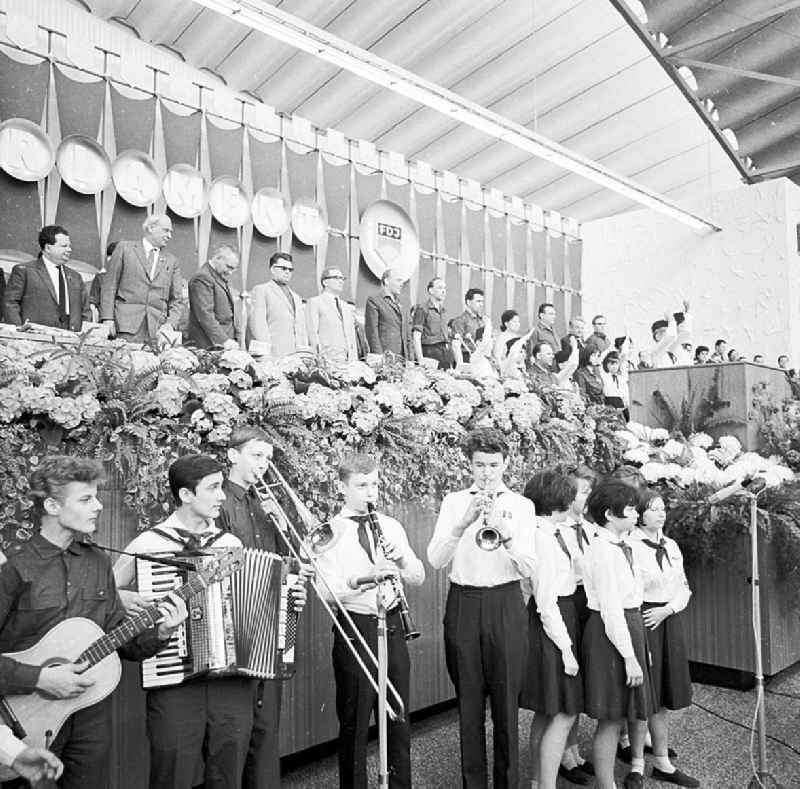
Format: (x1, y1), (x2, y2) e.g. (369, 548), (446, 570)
(315, 454), (425, 789)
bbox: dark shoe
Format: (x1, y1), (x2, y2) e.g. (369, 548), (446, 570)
(623, 772), (645, 789)
(576, 760), (595, 776)
(558, 765), (591, 785)
(646, 744), (678, 758)
(651, 767), (700, 787)
(617, 744), (632, 763)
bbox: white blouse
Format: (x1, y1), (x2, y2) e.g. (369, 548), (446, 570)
(628, 529), (692, 612)
(427, 484), (537, 586)
(522, 518), (577, 653)
(583, 528), (644, 659)
(560, 516), (598, 585)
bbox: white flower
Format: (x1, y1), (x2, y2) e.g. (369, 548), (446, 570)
(663, 439), (685, 460)
(626, 422), (651, 441)
(217, 348), (254, 371)
(615, 430), (641, 450)
(640, 462), (668, 483)
(623, 447), (650, 466)
(689, 432), (713, 449)
(650, 428), (669, 444)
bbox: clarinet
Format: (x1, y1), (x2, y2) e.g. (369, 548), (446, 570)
(366, 503), (420, 641)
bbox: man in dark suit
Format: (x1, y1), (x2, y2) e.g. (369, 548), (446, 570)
(99, 214), (186, 343)
(364, 268), (411, 358)
(4, 225), (89, 332)
(187, 245), (240, 350)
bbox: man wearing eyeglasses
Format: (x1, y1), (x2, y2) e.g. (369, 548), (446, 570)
(306, 266), (358, 364)
(249, 252), (308, 358)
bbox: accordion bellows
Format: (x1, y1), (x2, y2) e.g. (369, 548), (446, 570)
(137, 548), (300, 688)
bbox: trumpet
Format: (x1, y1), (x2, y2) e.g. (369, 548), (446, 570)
(252, 461), (406, 720)
(473, 489), (502, 551)
(366, 503), (420, 641)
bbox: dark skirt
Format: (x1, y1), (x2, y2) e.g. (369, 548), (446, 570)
(573, 584), (590, 634)
(581, 608), (657, 721)
(520, 595), (583, 715)
(642, 601), (693, 711)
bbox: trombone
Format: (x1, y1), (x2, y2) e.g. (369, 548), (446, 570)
(253, 461), (406, 721)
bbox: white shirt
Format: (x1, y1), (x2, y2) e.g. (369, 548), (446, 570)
(113, 512), (242, 589)
(560, 515), (598, 585)
(0, 725), (25, 767)
(314, 507), (424, 616)
(41, 254), (69, 312)
(583, 527), (644, 659)
(427, 483), (537, 586)
(628, 528), (692, 612)
(600, 368), (629, 405)
(143, 238), (160, 279)
(651, 313), (692, 368)
(522, 518), (577, 653)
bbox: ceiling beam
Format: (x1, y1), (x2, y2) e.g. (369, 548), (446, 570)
(188, 0), (720, 232)
(669, 56), (800, 89)
(664, 1), (800, 57)
(609, 0), (750, 185)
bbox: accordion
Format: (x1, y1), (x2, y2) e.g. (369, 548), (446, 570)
(136, 548), (300, 689)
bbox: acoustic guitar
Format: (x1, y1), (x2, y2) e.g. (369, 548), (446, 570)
(0, 547), (242, 781)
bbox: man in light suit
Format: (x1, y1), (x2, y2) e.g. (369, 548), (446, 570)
(249, 252), (308, 358)
(99, 214), (186, 343)
(187, 245), (240, 350)
(364, 268), (410, 358)
(306, 266), (357, 364)
(4, 225), (90, 332)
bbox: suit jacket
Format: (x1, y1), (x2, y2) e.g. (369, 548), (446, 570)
(364, 292), (410, 357)
(305, 292), (358, 363)
(187, 263), (238, 349)
(4, 258), (89, 331)
(99, 239), (186, 339)
(249, 280), (308, 358)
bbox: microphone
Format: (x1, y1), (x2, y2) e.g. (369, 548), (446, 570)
(742, 476), (768, 495)
(347, 570), (396, 590)
(708, 476), (767, 504)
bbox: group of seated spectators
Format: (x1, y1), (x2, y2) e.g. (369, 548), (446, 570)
(2, 221), (796, 420)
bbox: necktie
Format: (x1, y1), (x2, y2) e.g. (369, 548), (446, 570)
(642, 537), (672, 570)
(612, 374), (619, 386)
(554, 530), (571, 561)
(149, 249), (159, 280)
(334, 297), (344, 324)
(571, 522), (589, 553)
(56, 264), (67, 325)
(615, 541), (635, 576)
(350, 514), (375, 561)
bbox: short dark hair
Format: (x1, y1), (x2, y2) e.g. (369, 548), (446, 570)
(715, 339), (726, 349)
(500, 309), (518, 331)
(538, 302), (555, 316)
(228, 425), (272, 451)
(106, 241), (118, 258)
(38, 225), (69, 251)
(592, 314), (605, 324)
(169, 454), (223, 502)
(778, 354), (789, 363)
(269, 252), (293, 269)
(579, 344), (599, 367)
(29, 456), (104, 514)
(463, 427), (509, 460)
(695, 345), (709, 358)
(753, 354), (763, 362)
(602, 351), (620, 372)
(465, 288), (484, 303)
(585, 480), (639, 526)
(570, 464), (597, 487)
(427, 277), (444, 292)
(727, 349), (738, 361)
(523, 469), (577, 516)
(531, 341), (552, 357)
(338, 453), (378, 482)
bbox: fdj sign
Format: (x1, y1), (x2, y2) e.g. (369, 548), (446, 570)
(377, 222), (402, 241)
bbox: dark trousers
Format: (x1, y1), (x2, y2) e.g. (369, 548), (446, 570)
(422, 342), (453, 369)
(2, 698), (113, 789)
(146, 677), (254, 789)
(242, 679), (282, 789)
(443, 581), (527, 789)
(332, 610), (411, 789)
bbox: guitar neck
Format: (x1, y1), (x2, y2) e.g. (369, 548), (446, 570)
(78, 571), (208, 667)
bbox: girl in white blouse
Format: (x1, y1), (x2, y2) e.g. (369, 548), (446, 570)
(582, 481), (656, 789)
(628, 493), (699, 788)
(520, 470), (583, 789)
